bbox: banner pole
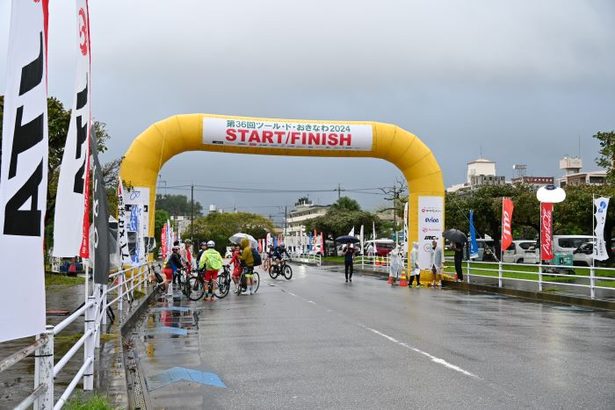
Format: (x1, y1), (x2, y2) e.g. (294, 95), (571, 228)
(591, 195), (595, 299)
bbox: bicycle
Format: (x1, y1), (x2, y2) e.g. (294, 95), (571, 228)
(185, 266), (231, 301)
(268, 258), (292, 280)
(236, 267), (260, 295)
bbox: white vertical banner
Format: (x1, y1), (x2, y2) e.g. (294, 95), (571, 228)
(403, 202), (409, 254)
(0, 0), (49, 342)
(359, 225), (364, 255)
(593, 197), (610, 261)
(52, 0), (91, 257)
(124, 187), (150, 266)
(117, 179), (131, 266)
(417, 196), (444, 269)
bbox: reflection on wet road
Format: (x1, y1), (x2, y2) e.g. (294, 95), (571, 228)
(132, 264), (615, 409)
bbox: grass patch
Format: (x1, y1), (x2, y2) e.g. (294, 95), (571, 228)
(45, 273), (84, 288)
(54, 333), (84, 357)
(64, 393), (113, 410)
(322, 256), (345, 264)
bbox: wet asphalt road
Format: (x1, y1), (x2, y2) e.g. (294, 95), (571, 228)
(133, 264), (615, 409)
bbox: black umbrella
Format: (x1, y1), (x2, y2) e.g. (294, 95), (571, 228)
(443, 229), (468, 244)
(335, 235), (360, 244)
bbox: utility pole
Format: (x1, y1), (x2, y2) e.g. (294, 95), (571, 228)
(337, 183), (341, 199)
(190, 184), (194, 242)
(284, 205), (288, 236)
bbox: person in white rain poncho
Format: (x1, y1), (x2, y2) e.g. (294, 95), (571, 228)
(409, 242), (421, 288)
(389, 245), (403, 285)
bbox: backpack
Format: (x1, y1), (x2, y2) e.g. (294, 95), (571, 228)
(251, 248), (262, 267)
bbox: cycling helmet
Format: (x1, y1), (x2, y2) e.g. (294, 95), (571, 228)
(206, 240), (215, 248)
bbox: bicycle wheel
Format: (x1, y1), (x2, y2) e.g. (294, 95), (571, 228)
(215, 273), (230, 298)
(187, 276), (205, 301)
(283, 265), (293, 280)
(252, 271), (260, 294)
(268, 265), (278, 279)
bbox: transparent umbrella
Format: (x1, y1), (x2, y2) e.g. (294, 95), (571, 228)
(229, 232), (258, 248)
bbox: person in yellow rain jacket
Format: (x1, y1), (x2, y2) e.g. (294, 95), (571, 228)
(199, 240), (223, 301)
(239, 238), (255, 295)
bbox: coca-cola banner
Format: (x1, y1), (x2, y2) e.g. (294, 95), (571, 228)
(501, 198), (514, 251)
(540, 202), (554, 261)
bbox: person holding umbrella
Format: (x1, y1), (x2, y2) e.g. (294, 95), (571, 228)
(344, 243), (355, 283)
(336, 235), (359, 283)
(443, 229), (468, 283)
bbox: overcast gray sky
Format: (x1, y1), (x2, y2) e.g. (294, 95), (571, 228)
(1, 0), (614, 223)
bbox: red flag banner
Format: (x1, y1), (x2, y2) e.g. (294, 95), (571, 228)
(161, 223), (168, 261)
(540, 203), (554, 261)
(501, 198), (514, 251)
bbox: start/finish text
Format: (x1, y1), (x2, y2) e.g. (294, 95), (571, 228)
(203, 118), (373, 151)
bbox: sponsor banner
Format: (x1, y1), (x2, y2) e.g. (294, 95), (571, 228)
(593, 197), (610, 261)
(0, 0), (49, 342)
(91, 133), (110, 284)
(117, 180), (131, 266)
(124, 186), (150, 266)
(203, 118), (373, 151)
(418, 196), (444, 269)
(501, 198), (514, 252)
(53, 0), (92, 257)
(540, 203), (554, 261)
(469, 210), (479, 259)
(403, 202), (408, 254)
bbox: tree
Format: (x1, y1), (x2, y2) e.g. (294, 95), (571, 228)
(189, 212), (275, 253)
(306, 197), (382, 239)
(594, 130), (615, 184)
(156, 194), (203, 217)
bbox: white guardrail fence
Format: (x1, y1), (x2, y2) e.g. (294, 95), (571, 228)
(294, 253), (615, 300)
(453, 258), (615, 300)
(0, 262), (152, 409)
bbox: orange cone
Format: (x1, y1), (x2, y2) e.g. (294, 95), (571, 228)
(399, 270), (408, 287)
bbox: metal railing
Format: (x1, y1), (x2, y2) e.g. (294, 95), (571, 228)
(290, 253), (322, 266)
(448, 258), (615, 299)
(0, 262), (152, 409)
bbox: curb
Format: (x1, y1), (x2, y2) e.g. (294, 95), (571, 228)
(446, 281), (615, 311)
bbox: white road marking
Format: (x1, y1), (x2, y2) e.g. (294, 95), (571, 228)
(362, 326), (479, 379)
(280, 287), (479, 379)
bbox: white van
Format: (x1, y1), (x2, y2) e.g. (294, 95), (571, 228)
(552, 235), (593, 266)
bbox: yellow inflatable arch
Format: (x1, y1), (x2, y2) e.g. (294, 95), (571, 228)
(120, 114), (444, 266)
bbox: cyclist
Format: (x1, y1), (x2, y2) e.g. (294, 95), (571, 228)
(199, 240), (223, 301)
(163, 246), (183, 292)
(196, 241), (207, 266)
(239, 238), (255, 295)
(271, 244), (290, 271)
(230, 244), (242, 289)
(180, 239), (193, 273)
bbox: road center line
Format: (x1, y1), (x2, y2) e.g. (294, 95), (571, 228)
(362, 326), (479, 379)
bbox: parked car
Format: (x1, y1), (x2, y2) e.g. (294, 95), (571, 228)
(572, 239), (615, 266)
(502, 240), (539, 264)
(364, 239), (395, 257)
(552, 235), (593, 266)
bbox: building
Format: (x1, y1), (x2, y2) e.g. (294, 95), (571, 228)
(511, 176), (554, 189)
(447, 158), (506, 193)
(558, 157), (607, 187)
(285, 197), (329, 236)
(283, 197), (329, 253)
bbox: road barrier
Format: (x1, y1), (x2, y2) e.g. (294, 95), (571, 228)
(291, 253), (322, 266)
(0, 262), (152, 409)
(449, 258), (615, 299)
